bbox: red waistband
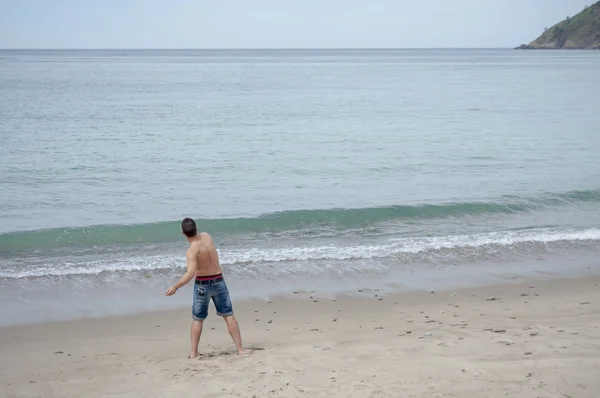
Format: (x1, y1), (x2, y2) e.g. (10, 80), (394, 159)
(195, 273), (223, 281)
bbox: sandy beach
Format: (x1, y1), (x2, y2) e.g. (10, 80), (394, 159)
(1, 274), (598, 398)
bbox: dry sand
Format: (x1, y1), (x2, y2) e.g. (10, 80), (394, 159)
(1, 275), (599, 398)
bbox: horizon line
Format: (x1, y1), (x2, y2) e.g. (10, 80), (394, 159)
(0, 47), (516, 51)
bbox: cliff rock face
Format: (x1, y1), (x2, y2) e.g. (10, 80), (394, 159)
(516, 1), (600, 49)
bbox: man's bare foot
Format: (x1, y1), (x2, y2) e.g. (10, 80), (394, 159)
(238, 348), (252, 356)
(188, 352), (199, 359)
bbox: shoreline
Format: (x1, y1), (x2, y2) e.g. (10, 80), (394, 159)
(3, 248), (599, 328)
(2, 274), (599, 397)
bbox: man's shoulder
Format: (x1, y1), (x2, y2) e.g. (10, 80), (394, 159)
(185, 247), (195, 259)
(187, 233), (213, 252)
(199, 232), (213, 241)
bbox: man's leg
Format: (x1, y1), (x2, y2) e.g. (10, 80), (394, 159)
(191, 284), (209, 358)
(213, 281), (250, 355)
(190, 319), (203, 358)
(223, 315), (249, 355)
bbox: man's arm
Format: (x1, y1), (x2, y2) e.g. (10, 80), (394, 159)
(165, 250), (197, 296)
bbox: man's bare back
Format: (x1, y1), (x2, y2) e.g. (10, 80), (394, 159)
(165, 218), (249, 358)
(187, 232), (222, 277)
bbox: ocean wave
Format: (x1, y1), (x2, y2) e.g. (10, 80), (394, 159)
(2, 227), (598, 279)
(1, 188), (599, 254)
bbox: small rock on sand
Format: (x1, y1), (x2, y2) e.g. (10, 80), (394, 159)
(493, 329), (506, 333)
(524, 352), (533, 355)
(529, 332), (539, 336)
(268, 320), (272, 324)
(520, 293), (528, 297)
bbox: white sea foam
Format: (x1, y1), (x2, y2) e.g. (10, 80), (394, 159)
(1, 228), (599, 279)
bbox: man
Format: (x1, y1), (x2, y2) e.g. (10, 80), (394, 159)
(165, 217), (250, 358)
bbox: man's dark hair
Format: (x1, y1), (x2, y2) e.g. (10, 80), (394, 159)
(181, 217), (197, 238)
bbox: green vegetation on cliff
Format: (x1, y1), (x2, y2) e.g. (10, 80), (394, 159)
(516, 1), (600, 49)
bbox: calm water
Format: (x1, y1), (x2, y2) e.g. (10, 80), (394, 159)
(1, 49), (599, 325)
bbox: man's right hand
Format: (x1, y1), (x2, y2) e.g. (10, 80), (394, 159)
(165, 285), (178, 296)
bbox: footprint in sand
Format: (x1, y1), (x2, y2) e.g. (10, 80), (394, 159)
(196, 347), (264, 360)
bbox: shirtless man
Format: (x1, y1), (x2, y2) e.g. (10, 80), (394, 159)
(165, 217), (249, 358)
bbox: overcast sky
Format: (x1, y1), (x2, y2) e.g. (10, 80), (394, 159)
(0, 0), (594, 49)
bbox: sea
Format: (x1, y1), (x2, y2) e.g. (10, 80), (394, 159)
(1, 49), (599, 326)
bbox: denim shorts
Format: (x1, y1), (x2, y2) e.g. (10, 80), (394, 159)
(192, 279), (234, 321)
